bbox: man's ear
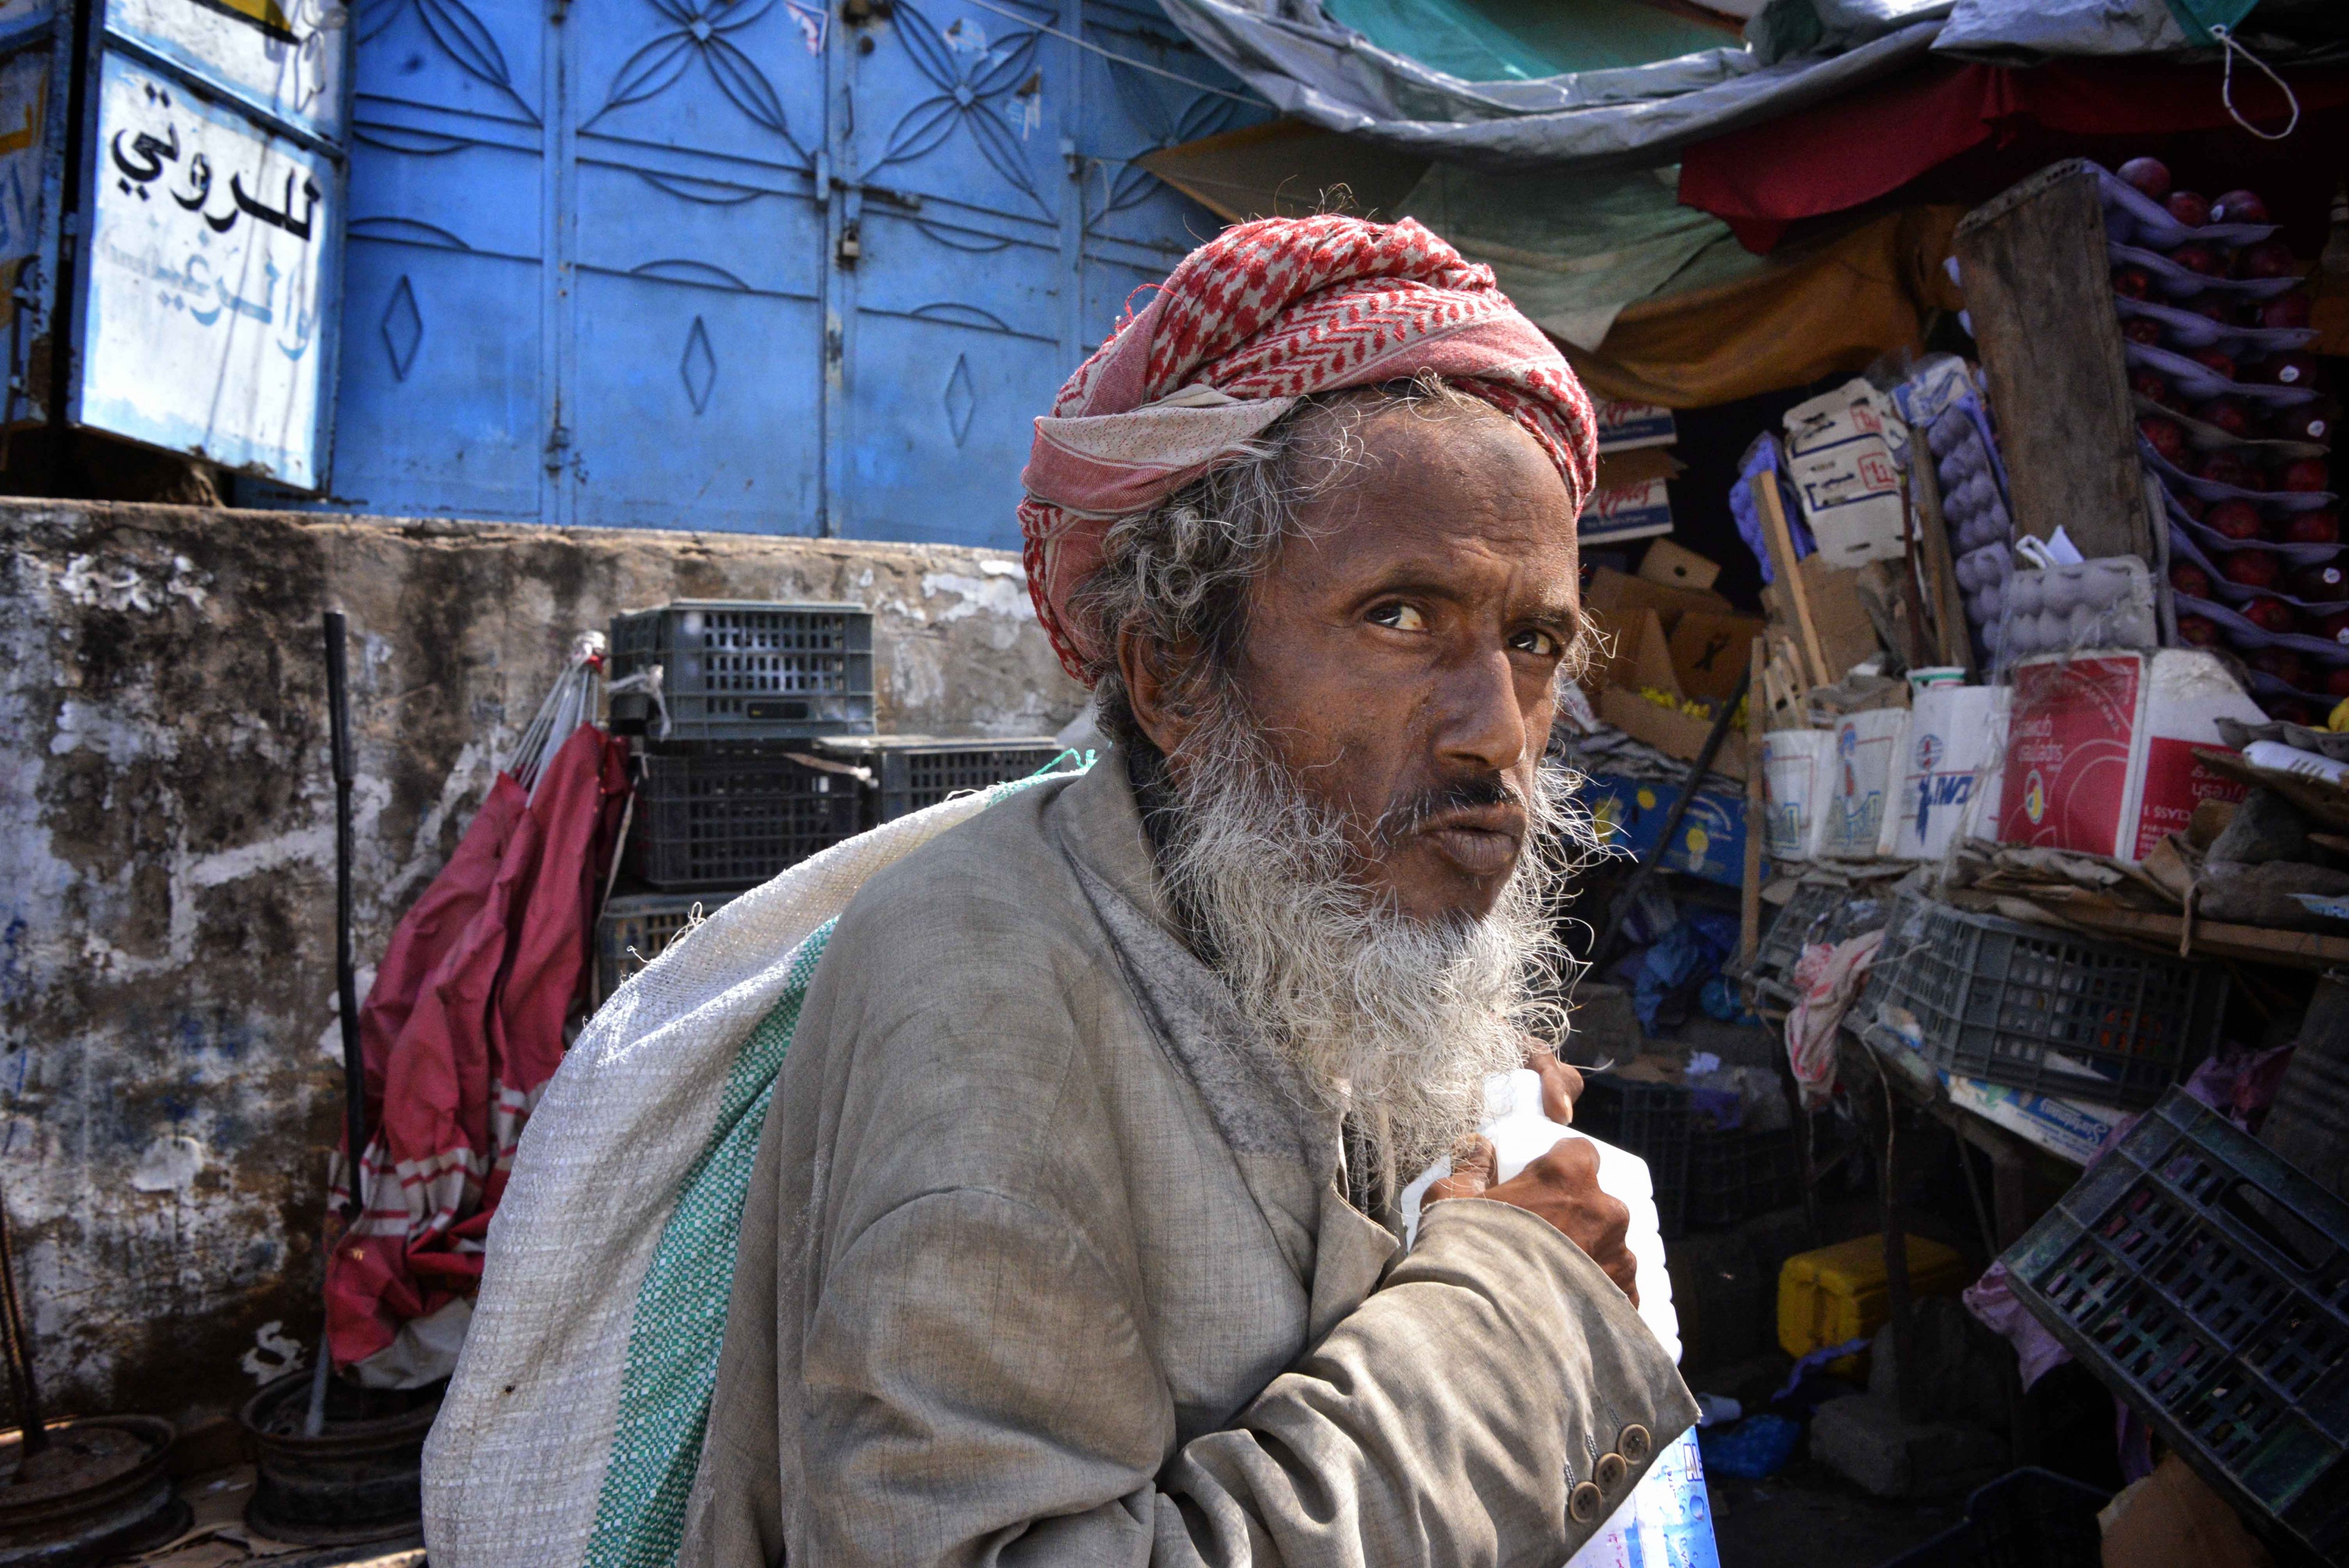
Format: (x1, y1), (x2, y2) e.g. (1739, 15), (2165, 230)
(1118, 624), (1202, 758)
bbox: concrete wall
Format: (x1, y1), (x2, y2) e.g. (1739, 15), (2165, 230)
(0, 499), (1084, 1424)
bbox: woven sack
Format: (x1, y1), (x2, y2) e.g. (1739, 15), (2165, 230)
(422, 773), (1069, 1567)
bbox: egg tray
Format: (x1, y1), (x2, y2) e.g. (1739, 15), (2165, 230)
(1983, 559), (2160, 664)
(2125, 341), (2321, 411)
(2108, 239), (2303, 301)
(2129, 393), (2328, 463)
(1930, 398), (2017, 622)
(2091, 162), (2280, 251)
(2163, 487), (2342, 568)
(2215, 716), (2349, 763)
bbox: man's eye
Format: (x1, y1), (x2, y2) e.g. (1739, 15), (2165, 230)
(1510, 627), (1561, 657)
(1369, 603), (1428, 632)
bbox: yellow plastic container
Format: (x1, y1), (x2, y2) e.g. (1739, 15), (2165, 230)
(1778, 1233), (1971, 1370)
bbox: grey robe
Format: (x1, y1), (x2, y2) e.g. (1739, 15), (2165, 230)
(683, 760), (1695, 1566)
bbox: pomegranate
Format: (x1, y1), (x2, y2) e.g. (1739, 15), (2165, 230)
(2328, 667), (2349, 699)
(2190, 347), (2237, 382)
(2139, 414), (2189, 461)
(2191, 296), (2238, 324)
(2322, 610), (2349, 645)
(2123, 317), (2165, 346)
(2262, 292), (2313, 329)
(2111, 267), (2153, 300)
(2167, 190), (2212, 227)
(2283, 510), (2342, 544)
(2177, 613), (2222, 647)
(2119, 157), (2172, 200)
(2171, 243), (2225, 276)
(2172, 562), (2214, 598)
(2277, 406), (2333, 443)
(2207, 499), (2264, 539)
(2223, 549), (2280, 587)
(2211, 188), (2269, 224)
(2177, 492), (2209, 521)
(2199, 450), (2256, 489)
(2271, 698), (2320, 725)
(2133, 369), (2184, 410)
(2282, 459), (2333, 493)
(2237, 240), (2298, 280)
(2252, 648), (2308, 688)
(2246, 597), (2297, 633)
(2195, 398), (2253, 437)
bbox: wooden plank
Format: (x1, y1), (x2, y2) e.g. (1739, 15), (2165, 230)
(1741, 636), (1765, 968)
(2057, 904), (2349, 970)
(1954, 161), (2156, 562)
(1754, 468), (1833, 687)
(1903, 418), (1976, 674)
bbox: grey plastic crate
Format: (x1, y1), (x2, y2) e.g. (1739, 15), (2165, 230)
(608, 601), (874, 742)
(815, 736), (1078, 823)
(2002, 1090), (2349, 1562)
(628, 750), (863, 890)
(593, 891), (738, 1010)
(1863, 891), (2221, 1109)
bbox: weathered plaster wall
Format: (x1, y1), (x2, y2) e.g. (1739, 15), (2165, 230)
(0, 499), (1083, 1424)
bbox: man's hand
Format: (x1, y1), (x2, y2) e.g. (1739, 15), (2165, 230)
(1522, 1041), (1581, 1125)
(1428, 1134), (1638, 1305)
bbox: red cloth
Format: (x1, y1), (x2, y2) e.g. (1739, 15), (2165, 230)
(325, 725), (628, 1370)
(1018, 214), (1597, 682)
(1679, 59), (2349, 253)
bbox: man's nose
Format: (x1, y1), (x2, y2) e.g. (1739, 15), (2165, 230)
(1433, 645), (1532, 776)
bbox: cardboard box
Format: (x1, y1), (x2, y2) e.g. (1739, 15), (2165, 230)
(1582, 475), (1674, 547)
(1598, 686), (1751, 779)
(1667, 611), (1766, 704)
(1582, 772), (1762, 890)
(1940, 1074), (2123, 1167)
(1818, 708), (1907, 860)
(1785, 378), (1906, 566)
(1997, 649), (2266, 862)
(1595, 399), (1677, 452)
(1638, 538), (1721, 593)
(1761, 554), (1882, 684)
(1581, 567), (1732, 692)
(1760, 728), (1833, 860)
(1886, 684), (2008, 860)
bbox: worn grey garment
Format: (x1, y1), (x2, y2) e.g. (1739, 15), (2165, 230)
(682, 759), (1695, 1566)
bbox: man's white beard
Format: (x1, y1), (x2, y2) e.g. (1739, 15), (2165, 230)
(1153, 698), (1590, 1192)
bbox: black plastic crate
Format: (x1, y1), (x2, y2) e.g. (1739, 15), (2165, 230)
(1687, 1125), (1802, 1230)
(2001, 1089), (2349, 1562)
(593, 891), (738, 1009)
(1574, 1075), (1691, 1240)
(814, 735), (1076, 823)
(608, 601), (874, 742)
(1863, 891), (2222, 1109)
(628, 751), (863, 890)
(1749, 879), (1893, 1003)
(1882, 1467), (2111, 1567)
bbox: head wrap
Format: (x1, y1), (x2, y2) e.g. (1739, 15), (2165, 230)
(1018, 214), (1597, 683)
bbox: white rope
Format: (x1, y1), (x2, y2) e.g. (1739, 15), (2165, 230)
(956, 0), (1268, 106)
(2211, 23), (2301, 142)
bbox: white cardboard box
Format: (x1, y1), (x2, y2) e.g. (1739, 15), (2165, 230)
(1785, 378), (1906, 566)
(1998, 649), (2264, 863)
(1886, 685), (2009, 860)
(1761, 728), (1834, 862)
(1817, 708), (1907, 860)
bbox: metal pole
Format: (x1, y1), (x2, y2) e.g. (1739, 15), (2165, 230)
(0, 1176), (46, 1461)
(1591, 664), (1753, 974)
(312, 612), (368, 1437)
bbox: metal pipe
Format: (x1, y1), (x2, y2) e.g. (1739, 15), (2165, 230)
(0, 1175), (45, 1461)
(313, 612), (368, 1438)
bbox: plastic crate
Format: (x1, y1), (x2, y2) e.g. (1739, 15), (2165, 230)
(593, 891), (737, 1009)
(608, 601), (874, 742)
(1863, 891), (2222, 1109)
(814, 736), (1076, 823)
(1748, 880), (1894, 1004)
(1882, 1467), (2111, 1567)
(1574, 1075), (1691, 1240)
(628, 750), (863, 890)
(1687, 1125), (1801, 1230)
(2001, 1089), (2349, 1562)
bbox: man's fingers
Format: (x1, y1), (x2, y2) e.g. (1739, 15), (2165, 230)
(1522, 1044), (1581, 1124)
(1426, 1135), (1497, 1204)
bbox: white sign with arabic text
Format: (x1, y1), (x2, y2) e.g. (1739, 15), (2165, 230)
(81, 51), (335, 485)
(105, 0), (346, 143)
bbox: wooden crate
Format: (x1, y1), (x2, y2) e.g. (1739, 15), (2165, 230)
(1953, 160), (2156, 563)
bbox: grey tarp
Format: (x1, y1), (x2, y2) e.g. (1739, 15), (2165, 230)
(1153, 0), (2345, 172)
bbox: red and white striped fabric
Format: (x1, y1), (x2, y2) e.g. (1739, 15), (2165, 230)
(1018, 214), (1598, 682)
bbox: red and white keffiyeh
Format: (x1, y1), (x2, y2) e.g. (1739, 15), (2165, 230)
(1018, 215), (1598, 683)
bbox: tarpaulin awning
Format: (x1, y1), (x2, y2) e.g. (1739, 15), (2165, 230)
(1679, 54), (2349, 250)
(1153, 0), (2349, 172)
(1562, 205), (1966, 407)
(1323, 0), (1736, 84)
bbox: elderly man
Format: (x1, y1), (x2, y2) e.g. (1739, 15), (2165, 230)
(684, 216), (1695, 1565)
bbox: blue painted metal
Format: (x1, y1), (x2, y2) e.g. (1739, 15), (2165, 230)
(277, 0), (1260, 546)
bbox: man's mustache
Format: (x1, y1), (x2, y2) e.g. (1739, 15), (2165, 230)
(1375, 773), (1527, 844)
